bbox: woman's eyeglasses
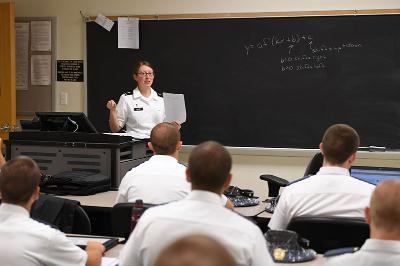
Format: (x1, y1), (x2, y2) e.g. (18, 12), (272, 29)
(137, 72), (154, 77)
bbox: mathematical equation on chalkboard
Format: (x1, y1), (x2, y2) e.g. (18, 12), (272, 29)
(244, 34), (363, 72)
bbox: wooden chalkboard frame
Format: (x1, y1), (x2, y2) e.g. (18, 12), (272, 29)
(86, 9), (400, 149)
(87, 9), (400, 21)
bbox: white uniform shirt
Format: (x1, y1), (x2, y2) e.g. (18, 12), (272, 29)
(0, 203), (87, 266)
(269, 166), (375, 230)
(116, 155), (189, 204)
(119, 190), (273, 266)
(116, 87), (165, 139)
(325, 239), (400, 266)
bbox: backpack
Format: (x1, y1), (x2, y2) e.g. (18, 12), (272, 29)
(40, 171), (110, 196)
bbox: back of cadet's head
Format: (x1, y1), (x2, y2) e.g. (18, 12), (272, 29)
(187, 141), (232, 192)
(369, 180), (400, 233)
(0, 156), (41, 205)
(321, 124), (359, 164)
(150, 122), (181, 155)
(153, 234), (236, 266)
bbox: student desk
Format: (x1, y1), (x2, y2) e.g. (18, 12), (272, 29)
(58, 190), (271, 216)
(56, 191), (272, 235)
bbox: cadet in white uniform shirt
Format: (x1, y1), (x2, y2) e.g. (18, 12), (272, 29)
(107, 60), (165, 139)
(116, 122), (188, 204)
(326, 180), (400, 266)
(119, 141), (273, 266)
(269, 124), (375, 230)
(0, 156), (105, 266)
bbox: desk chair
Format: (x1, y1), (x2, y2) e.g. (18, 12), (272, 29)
(111, 201), (157, 240)
(260, 152), (324, 197)
(72, 205), (92, 234)
(287, 216), (369, 253)
(31, 194), (92, 235)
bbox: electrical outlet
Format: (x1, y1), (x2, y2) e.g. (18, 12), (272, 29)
(60, 92), (68, 105)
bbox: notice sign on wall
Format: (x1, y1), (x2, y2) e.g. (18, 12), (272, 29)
(57, 60), (84, 82)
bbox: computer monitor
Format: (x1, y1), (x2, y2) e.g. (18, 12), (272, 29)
(35, 112), (98, 133)
(350, 166), (400, 186)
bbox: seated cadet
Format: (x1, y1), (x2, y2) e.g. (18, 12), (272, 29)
(0, 156), (105, 266)
(153, 234), (236, 266)
(0, 137), (5, 168)
(116, 122), (189, 204)
(119, 141), (273, 266)
(326, 180), (400, 266)
(269, 124), (375, 230)
(116, 122), (233, 208)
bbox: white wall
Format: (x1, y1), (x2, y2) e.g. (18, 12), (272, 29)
(4, 0), (400, 198)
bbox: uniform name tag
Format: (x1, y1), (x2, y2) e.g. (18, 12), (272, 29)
(134, 107), (143, 111)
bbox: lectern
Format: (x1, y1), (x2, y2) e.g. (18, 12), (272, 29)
(5, 131), (150, 188)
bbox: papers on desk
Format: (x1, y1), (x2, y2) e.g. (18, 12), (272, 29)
(102, 257), (119, 266)
(163, 93), (186, 124)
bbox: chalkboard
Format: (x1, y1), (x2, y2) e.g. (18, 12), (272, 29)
(87, 14), (400, 149)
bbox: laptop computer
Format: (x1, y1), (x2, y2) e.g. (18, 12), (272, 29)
(350, 166), (400, 186)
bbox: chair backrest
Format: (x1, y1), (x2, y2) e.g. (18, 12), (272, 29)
(31, 194), (91, 235)
(111, 201), (157, 239)
(287, 216), (369, 253)
(260, 152), (323, 198)
(72, 205), (92, 235)
(303, 152), (324, 177)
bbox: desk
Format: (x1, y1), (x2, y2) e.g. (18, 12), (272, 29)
(58, 191), (272, 217)
(56, 191), (272, 235)
(58, 191), (117, 208)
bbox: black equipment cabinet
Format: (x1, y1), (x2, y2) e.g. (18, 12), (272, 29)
(5, 132), (151, 188)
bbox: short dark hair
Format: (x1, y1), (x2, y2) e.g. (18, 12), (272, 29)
(0, 156), (41, 205)
(187, 141), (231, 192)
(150, 122), (181, 155)
(321, 124), (359, 164)
(154, 234), (236, 266)
(370, 180), (400, 233)
(133, 60), (154, 75)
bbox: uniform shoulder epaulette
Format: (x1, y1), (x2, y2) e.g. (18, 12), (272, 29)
(324, 247), (359, 257)
(123, 90), (133, 96)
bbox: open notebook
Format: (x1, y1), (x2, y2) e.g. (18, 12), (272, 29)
(350, 166), (400, 185)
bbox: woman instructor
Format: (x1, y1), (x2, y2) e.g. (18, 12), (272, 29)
(106, 61), (165, 139)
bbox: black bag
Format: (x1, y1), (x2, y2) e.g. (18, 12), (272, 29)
(40, 171), (110, 196)
(223, 186), (259, 207)
(265, 230), (317, 263)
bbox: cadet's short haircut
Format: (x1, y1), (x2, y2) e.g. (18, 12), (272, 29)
(370, 180), (400, 233)
(154, 234), (236, 266)
(150, 122), (181, 155)
(188, 141), (231, 192)
(321, 124), (359, 164)
(0, 156), (41, 205)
